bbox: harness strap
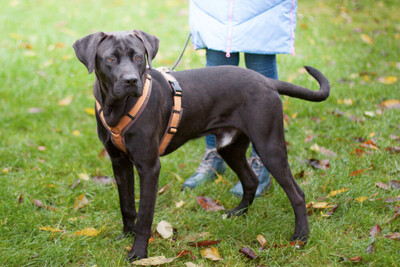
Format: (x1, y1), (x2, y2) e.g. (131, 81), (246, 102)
(95, 74), (152, 153)
(95, 71), (182, 156)
(158, 70), (183, 156)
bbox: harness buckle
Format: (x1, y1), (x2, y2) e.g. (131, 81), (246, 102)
(169, 80), (183, 96)
(168, 126), (178, 134)
(111, 131), (121, 137)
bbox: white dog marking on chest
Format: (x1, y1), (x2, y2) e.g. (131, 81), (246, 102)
(217, 130), (238, 149)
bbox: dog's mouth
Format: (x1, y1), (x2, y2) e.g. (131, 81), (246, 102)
(102, 81), (144, 127)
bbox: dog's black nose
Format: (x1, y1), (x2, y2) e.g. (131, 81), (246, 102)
(124, 76), (138, 86)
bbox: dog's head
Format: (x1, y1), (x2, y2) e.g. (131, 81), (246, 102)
(73, 30), (159, 106)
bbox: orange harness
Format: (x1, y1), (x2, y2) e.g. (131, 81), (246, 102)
(95, 71), (183, 156)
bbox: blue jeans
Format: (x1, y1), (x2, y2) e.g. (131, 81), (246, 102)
(205, 49), (278, 148)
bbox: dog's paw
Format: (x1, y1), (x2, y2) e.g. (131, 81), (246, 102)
(127, 250), (147, 262)
(225, 208), (247, 218)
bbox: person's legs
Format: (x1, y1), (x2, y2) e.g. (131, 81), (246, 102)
(230, 54), (278, 197)
(182, 49), (239, 189)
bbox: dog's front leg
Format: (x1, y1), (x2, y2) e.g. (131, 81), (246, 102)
(127, 156), (161, 261)
(110, 155), (136, 237)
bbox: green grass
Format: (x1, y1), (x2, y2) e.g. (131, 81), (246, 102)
(1, 0), (399, 265)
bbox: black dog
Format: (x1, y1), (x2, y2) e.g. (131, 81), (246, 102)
(73, 30), (330, 260)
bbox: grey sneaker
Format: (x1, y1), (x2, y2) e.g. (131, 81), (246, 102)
(230, 154), (271, 197)
(181, 148), (226, 189)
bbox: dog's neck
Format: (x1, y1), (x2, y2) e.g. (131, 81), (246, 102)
(94, 77), (133, 127)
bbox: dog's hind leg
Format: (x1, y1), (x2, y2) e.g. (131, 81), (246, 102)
(217, 133), (258, 217)
(252, 135), (309, 243)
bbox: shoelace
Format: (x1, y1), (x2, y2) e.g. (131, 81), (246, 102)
(248, 156), (264, 173)
(196, 149), (220, 173)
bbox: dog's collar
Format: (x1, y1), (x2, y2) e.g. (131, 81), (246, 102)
(95, 74), (152, 153)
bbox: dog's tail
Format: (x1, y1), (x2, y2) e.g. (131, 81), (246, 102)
(273, 66), (330, 102)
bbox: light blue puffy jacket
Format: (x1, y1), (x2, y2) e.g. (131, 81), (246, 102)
(189, 0), (297, 56)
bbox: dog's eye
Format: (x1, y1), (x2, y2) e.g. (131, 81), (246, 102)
(106, 56), (116, 62)
(135, 55), (142, 61)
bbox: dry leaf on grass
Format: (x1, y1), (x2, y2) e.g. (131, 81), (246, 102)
(322, 204), (339, 217)
(176, 250), (197, 260)
(257, 234), (268, 249)
(156, 220), (173, 239)
(389, 180), (400, 189)
(358, 139), (379, 150)
(33, 199), (44, 208)
(39, 226), (64, 233)
(378, 77), (398, 85)
(327, 188), (349, 197)
(375, 182), (389, 190)
(239, 247), (258, 259)
(78, 173), (90, 181)
(131, 255), (176, 266)
(158, 178), (174, 195)
(369, 224), (382, 237)
(74, 227), (101, 237)
(385, 232), (400, 241)
(58, 96), (73, 106)
(200, 246), (222, 261)
(366, 242), (375, 254)
(73, 194), (89, 210)
(196, 196), (225, 212)
(307, 158), (330, 170)
(307, 201), (335, 209)
(84, 108), (95, 116)
(189, 239), (221, 247)
(386, 147), (400, 154)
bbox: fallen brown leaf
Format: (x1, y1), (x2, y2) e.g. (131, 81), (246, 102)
(33, 199), (44, 208)
(18, 194), (24, 204)
(389, 180), (400, 189)
(385, 232), (400, 241)
(176, 250), (197, 260)
(358, 139), (379, 150)
(189, 239), (221, 247)
(375, 182), (389, 190)
(349, 256), (363, 262)
(307, 158), (330, 170)
(239, 247), (258, 259)
(366, 242), (375, 254)
(158, 178), (174, 195)
(196, 196), (225, 212)
(386, 147), (400, 154)
(369, 224), (382, 237)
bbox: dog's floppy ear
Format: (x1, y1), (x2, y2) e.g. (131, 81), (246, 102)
(133, 30), (159, 70)
(73, 32), (106, 74)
